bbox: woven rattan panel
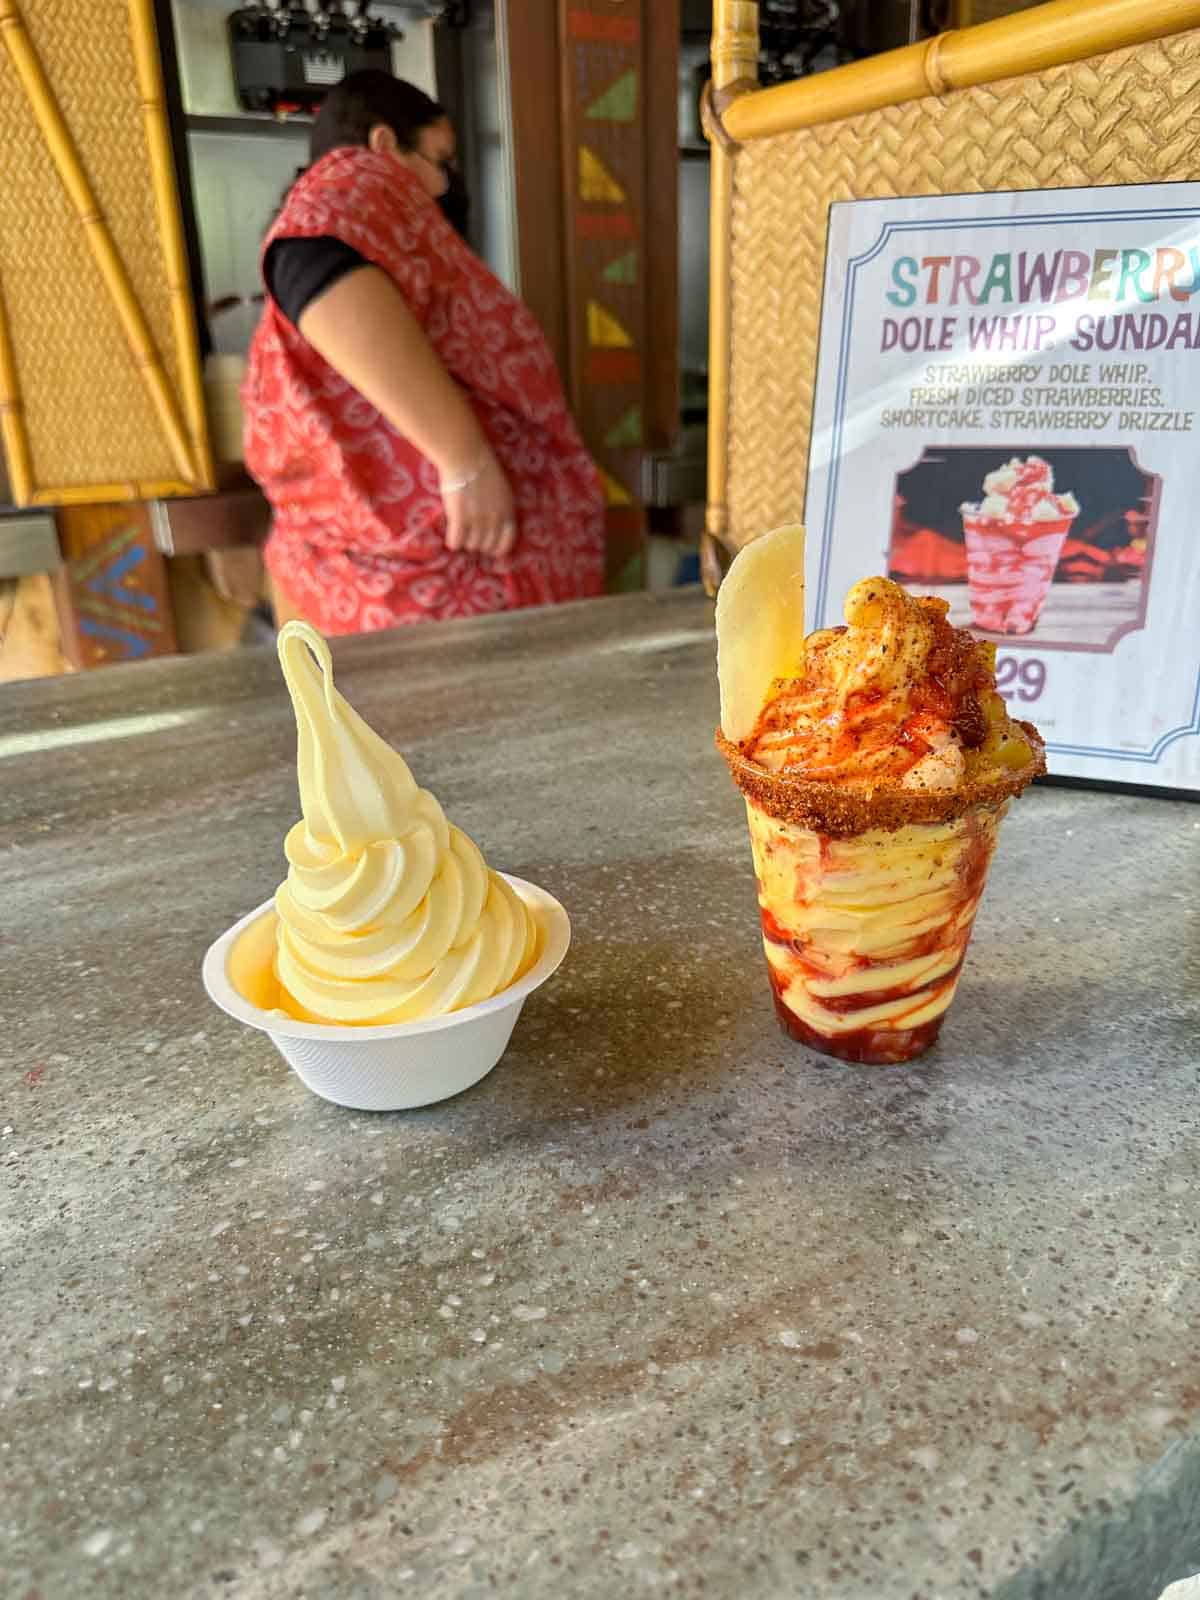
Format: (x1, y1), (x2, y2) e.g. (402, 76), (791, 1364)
(725, 29), (1200, 550)
(0, 0), (180, 489)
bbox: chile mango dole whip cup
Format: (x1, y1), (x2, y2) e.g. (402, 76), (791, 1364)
(715, 527), (1045, 1065)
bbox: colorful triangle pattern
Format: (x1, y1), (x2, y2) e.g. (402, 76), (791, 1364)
(586, 67), (638, 123)
(599, 467), (632, 506)
(587, 299), (633, 349)
(84, 538), (153, 612)
(579, 145), (626, 205)
(601, 250), (637, 285)
(79, 617), (152, 658)
(604, 405), (643, 448)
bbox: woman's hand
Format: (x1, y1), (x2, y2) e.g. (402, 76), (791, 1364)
(442, 453), (517, 559)
(298, 267), (519, 560)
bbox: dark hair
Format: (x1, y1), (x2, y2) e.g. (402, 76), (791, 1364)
(310, 70), (445, 163)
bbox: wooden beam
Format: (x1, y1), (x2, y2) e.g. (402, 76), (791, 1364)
(500, 0), (570, 380)
(52, 501), (177, 669)
(644, 0), (680, 453)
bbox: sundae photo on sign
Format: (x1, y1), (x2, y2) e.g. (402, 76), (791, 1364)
(887, 446), (1157, 653)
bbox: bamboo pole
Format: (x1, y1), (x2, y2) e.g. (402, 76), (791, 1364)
(32, 484), (139, 506)
(705, 142), (734, 565)
(704, 0), (758, 582)
(0, 283), (33, 504)
(724, 0), (1200, 141)
(128, 0), (214, 490)
(31, 479), (196, 506)
(137, 479), (198, 499)
(711, 0), (759, 86)
(0, 0), (197, 486)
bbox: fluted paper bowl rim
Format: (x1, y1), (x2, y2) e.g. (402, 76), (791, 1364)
(202, 874), (570, 1042)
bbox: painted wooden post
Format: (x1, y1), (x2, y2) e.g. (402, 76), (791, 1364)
(556, 0), (679, 589)
(53, 503), (177, 668)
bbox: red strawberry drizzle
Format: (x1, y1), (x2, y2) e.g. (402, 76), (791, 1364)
(912, 612), (993, 751)
(767, 967), (946, 1065)
(813, 955), (966, 1016)
(754, 810), (995, 1065)
(1004, 457), (1055, 522)
(897, 720), (933, 761)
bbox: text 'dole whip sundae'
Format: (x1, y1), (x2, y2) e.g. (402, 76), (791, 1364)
(961, 455), (1078, 635)
(715, 526), (1045, 1064)
(266, 621), (538, 1025)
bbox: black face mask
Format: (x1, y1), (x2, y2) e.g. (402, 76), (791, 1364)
(438, 166), (470, 239)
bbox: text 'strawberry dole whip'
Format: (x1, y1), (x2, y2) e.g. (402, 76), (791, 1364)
(961, 455), (1079, 635)
(266, 621), (537, 1024)
(715, 527), (1045, 1064)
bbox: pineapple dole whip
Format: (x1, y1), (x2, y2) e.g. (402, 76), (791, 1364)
(273, 622), (537, 1025)
(715, 526), (1044, 1065)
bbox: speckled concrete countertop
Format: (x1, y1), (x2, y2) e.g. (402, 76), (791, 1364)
(2, 589), (1198, 1600)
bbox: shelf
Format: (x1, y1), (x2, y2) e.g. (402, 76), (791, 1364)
(679, 143), (711, 160)
(186, 113), (313, 137)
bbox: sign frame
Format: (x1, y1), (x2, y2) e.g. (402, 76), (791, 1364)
(803, 182), (1200, 799)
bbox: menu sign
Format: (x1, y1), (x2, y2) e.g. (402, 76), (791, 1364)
(805, 184), (1200, 793)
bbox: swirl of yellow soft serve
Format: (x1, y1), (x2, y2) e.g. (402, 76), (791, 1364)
(748, 579), (940, 778)
(804, 578), (933, 704)
(273, 622), (537, 1024)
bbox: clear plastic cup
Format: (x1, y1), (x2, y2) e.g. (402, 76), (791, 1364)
(741, 797), (1004, 1063)
(717, 736), (1015, 1065)
(962, 511), (1076, 635)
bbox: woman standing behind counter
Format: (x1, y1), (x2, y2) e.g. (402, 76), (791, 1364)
(242, 71), (605, 634)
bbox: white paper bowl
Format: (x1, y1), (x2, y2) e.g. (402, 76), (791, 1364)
(202, 874), (570, 1111)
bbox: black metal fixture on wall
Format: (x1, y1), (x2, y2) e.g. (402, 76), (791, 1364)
(227, 3), (400, 114)
(757, 0), (845, 84)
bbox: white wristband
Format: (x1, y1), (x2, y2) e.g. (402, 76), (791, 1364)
(440, 453), (491, 495)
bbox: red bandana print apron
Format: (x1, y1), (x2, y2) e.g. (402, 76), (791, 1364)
(242, 148), (605, 634)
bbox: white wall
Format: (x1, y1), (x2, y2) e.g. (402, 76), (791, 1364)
(462, 8), (515, 290)
(188, 127), (308, 351)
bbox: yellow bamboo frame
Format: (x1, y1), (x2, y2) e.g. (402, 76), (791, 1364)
(0, 0), (212, 503)
(706, 0), (1200, 565)
(724, 0), (1200, 141)
(0, 281), (32, 504)
(704, 0), (758, 580)
(129, 0), (214, 491)
(30, 480), (198, 506)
